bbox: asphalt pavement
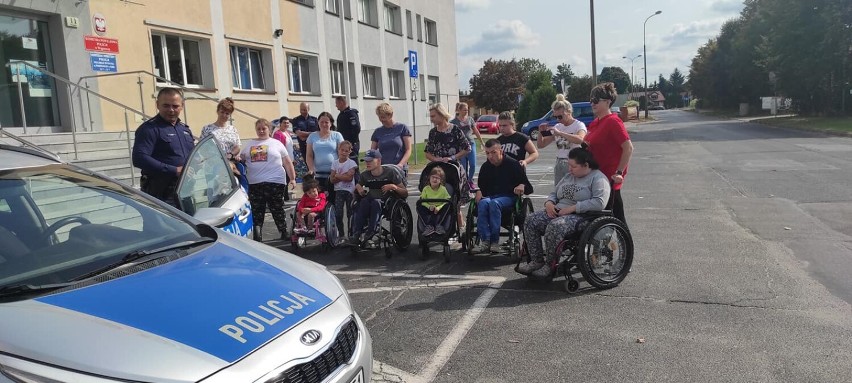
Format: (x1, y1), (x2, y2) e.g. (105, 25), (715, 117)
(261, 111), (852, 382)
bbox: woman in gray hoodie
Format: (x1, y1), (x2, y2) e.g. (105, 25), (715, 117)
(518, 147), (610, 278)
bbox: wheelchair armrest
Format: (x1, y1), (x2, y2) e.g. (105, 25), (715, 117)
(576, 210), (612, 219)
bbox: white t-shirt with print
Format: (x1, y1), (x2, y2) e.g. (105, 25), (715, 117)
(240, 138), (290, 185)
(331, 158), (358, 193)
(554, 120), (588, 159)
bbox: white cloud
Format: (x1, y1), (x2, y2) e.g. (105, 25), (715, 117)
(659, 18), (729, 49)
(461, 20), (540, 55)
(709, 0), (744, 15)
(455, 0), (491, 12)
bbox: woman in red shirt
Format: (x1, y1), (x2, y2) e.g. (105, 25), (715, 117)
(582, 82), (634, 225)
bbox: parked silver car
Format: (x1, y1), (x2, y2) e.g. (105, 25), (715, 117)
(0, 137), (371, 383)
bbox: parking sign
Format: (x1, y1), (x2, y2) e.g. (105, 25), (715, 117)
(408, 50), (418, 78)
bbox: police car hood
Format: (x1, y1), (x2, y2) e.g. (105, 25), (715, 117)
(0, 236), (344, 382)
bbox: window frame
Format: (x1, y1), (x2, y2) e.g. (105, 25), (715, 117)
(424, 18), (438, 45)
(384, 3), (402, 35)
(229, 45), (267, 91)
(288, 54), (314, 94)
(151, 33), (205, 88)
(362, 65), (381, 98)
(330, 60), (345, 96)
(358, 0), (378, 26)
(387, 69), (403, 99)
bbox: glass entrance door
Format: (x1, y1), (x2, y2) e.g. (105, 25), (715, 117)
(0, 13), (60, 128)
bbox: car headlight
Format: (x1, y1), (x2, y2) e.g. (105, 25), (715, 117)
(0, 355), (124, 383)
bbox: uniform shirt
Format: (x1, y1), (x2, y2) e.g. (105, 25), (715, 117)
(371, 123), (412, 166)
(132, 114), (195, 177)
(477, 156), (533, 198)
(497, 132), (530, 162)
(336, 107), (361, 145)
(585, 113), (630, 191)
(292, 114), (319, 157)
(359, 166), (405, 200)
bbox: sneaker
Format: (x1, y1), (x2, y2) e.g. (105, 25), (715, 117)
(488, 242), (500, 253)
(435, 226), (446, 235)
(476, 243), (492, 254)
(517, 259), (545, 274)
(422, 226), (436, 236)
(531, 262), (553, 279)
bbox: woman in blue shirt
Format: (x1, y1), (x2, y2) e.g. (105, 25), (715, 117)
(306, 111), (344, 192)
(370, 102), (413, 176)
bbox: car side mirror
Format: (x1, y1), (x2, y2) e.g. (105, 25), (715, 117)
(193, 207), (234, 228)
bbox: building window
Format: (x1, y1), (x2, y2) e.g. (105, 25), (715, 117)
(289, 0), (314, 6)
(152, 33), (204, 87)
(362, 65), (381, 98)
(230, 46), (266, 90)
(325, 0), (339, 14)
(428, 75), (439, 104)
(405, 10), (412, 39)
(358, 0), (377, 26)
(416, 14), (422, 41)
(425, 19), (437, 45)
(288, 55), (315, 94)
(384, 3), (401, 34)
(330, 60), (345, 95)
(388, 69), (403, 99)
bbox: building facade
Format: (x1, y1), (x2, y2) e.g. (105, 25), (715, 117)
(0, 0), (459, 145)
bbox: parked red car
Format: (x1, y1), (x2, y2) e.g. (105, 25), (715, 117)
(475, 114), (499, 134)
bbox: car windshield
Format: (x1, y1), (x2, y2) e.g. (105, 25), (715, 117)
(478, 115), (496, 122)
(0, 165), (203, 289)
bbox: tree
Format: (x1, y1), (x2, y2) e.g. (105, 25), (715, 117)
(666, 68), (686, 108)
(516, 69), (556, 124)
(567, 75), (594, 102)
(598, 67), (631, 95)
(517, 58), (548, 79)
(552, 63), (575, 93)
(469, 59), (525, 111)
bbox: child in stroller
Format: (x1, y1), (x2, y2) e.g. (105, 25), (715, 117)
(416, 161), (468, 261)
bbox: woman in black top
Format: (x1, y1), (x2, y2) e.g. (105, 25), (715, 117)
(495, 112), (538, 167)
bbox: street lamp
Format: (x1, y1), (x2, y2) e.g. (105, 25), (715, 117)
(622, 54), (641, 99)
(644, 10), (661, 118)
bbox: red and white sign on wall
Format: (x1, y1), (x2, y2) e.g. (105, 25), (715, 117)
(93, 13), (107, 36)
(84, 35), (119, 54)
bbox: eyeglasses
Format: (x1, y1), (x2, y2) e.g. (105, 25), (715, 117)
(554, 114), (564, 120)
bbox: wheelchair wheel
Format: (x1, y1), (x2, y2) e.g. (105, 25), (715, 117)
(576, 216), (633, 289)
(323, 204), (339, 248)
(420, 243), (430, 260)
(465, 203), (477, 257)
(389, 200), (413, 251)
(442, 244), (451, 263)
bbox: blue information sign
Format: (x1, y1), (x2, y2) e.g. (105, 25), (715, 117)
(408, 50), (418, 78)
(90, 53), (117, 73)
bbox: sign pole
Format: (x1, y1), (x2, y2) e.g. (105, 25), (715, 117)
(408, 50), (419, 165)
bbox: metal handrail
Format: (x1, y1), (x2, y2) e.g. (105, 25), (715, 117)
(76, 70), (263, 123)
(5, 60), (146, 186)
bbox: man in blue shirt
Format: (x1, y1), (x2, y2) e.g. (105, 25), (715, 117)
(292, 102), (318, 159)
(132, 87), (195, 207)
(335, 95), (361, 161)
(475, 139), (533, 253)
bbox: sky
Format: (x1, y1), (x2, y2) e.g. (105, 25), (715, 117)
(454, 0), (746, 91)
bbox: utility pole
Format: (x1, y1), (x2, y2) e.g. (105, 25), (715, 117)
(644, 10), (662, 118)
(590, 0), (597, 84)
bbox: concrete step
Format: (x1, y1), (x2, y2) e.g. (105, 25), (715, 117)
(20, 131), (131, 146)
(72, 156), (134, 171)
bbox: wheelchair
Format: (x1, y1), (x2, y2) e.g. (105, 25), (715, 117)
(288, 196), (339, 252)
(462, 194), (534, 259)
(348, 166), (413, 258)
(517, 210), (633, 293)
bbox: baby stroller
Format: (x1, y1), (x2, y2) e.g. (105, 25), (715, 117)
(416, 161), (467, 262)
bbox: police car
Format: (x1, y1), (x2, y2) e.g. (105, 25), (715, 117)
(0, 134), (371, 383)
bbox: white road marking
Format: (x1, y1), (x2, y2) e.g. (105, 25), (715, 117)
(331, 270), (505, 383)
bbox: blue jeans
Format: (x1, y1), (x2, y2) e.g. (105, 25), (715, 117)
(352, 196), (382, 237)
(460, 140), (476, 182)
(476, 195), (515, 244)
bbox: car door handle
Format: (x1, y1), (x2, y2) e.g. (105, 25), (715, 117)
(238, 208), (251, 220)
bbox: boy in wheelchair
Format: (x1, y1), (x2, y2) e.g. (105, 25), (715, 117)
(517, 147), (610, 278)
(473, 139), (533, 254)
(349, 150), (408, 247)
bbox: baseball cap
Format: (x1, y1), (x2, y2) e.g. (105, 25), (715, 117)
(362, 149), (382, 162)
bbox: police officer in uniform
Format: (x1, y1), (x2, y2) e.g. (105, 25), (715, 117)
(132, 87), (195, 207)
(335, 95), (361, 161)
(292, 102), (319, 160)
